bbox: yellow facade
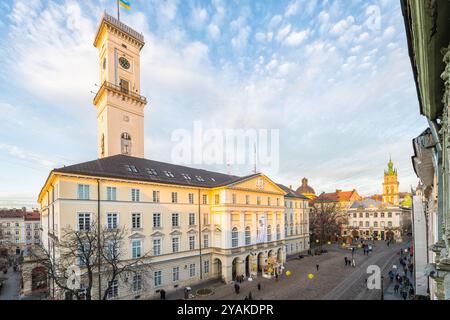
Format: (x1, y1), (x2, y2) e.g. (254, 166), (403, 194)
(382, 158), (399, 205)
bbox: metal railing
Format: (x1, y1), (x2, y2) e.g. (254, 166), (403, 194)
(94, 81), (147, 104)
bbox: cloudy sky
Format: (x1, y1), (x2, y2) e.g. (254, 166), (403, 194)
(0, 0), (428, 208)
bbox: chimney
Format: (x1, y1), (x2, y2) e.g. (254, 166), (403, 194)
(289, 185), (293, 190)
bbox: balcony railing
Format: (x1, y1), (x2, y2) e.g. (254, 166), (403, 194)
(93, 81), (147, 105)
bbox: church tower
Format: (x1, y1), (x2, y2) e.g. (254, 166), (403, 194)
(382, 157), (399, 205)
(93, 13), (147, 158)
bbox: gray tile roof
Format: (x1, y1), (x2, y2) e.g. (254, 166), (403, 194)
(53, 154), (260, 188)
(277, 184), (309, 200)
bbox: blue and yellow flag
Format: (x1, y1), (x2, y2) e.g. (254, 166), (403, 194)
(119, 0), (131, 10)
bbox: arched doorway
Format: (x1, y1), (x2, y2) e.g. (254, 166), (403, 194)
(232, 258), (240, 280)
(213, 258), (222, 280)
(245, 255), (251, 277)
(31, 266), (47, 292)
(277, 248), (283, 264)
(257, 252), (265, 274)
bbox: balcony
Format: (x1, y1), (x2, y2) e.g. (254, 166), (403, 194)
(93, 81), (147, 105)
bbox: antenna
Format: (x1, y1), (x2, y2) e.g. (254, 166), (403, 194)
(253, 143), (257, 174)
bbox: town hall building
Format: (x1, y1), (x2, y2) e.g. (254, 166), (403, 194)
(38, 12), (309, 300)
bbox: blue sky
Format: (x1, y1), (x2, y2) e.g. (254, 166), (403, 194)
(0, 0), (427, 208)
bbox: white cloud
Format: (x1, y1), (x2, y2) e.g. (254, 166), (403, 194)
(285, 0), (301, 17)
(330, 16), (355, 35)
(269, 15), (282, 29)
(207, 23), (220, 40)
(191, 6), (208, 29)
(276, 24), (291, 42)
(383, 26), (396, 39)
(285, 29), (309, 46)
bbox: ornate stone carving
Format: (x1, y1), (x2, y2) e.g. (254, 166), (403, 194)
(440, 229), (450, 265)
(442, 45), (450, 108)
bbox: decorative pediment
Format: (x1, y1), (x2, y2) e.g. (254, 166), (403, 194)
(187, 228), (198, 235)
(150, 231), (165, 237)
(226, 174), (285, 195)
(169, 230), (182, 236)
(128, 232), (145, 239)
(213, 226), (221, 233)
(202, 227), (211, 233)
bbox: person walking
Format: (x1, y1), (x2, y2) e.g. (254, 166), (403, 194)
(248, 291), (253, 300)
(257, 282), (261, 291)
(344, 257), (348, 266)
(316, 264), (320, 271)
(394, 283), (399, 294)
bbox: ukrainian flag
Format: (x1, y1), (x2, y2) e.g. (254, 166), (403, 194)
(119, 0), (131, 10)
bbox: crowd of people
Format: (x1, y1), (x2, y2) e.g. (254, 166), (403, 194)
(388, 247), (415, 300)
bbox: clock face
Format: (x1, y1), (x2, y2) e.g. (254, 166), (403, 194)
(119, 57), (130, 70)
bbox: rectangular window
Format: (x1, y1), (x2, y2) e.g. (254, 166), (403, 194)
(202, 194), (208, 204)
(131, 189), (140, 202)
(189, 263), (196, 277)
(132, 213), (141, 229)
(204, 260), (210, 274)
(366, 212), (370, 218)
(189, 213), (195, 226)
(353, 213), (357, 218)
(132, 240), (142, 258)
(359, 221), (363, 227)
(172, 267), (179, 282)
(152, 190), (160, 203)
(276, 198), (280, 206)
(107, 280), (119, 299)
(388, 212), (392, 218)
(154, 271), (162, 287)
(374, 212), (378, 218)
(257, 197), (261, 205)
(172, 237), (179, 253)
(359, 212), (363, 218)
(188, 193), (194, 204)
(153, 239), (161, 256)
(77, 213), (91, 231)
(388, 221), (393, 227)
(203, 234), (209, 248)
(374, 221), (378, 228)
(189, 235), (195, 250)
(232, 194), (237, 204)
(365, 221), (370, 227)
(171, 192), (178, 203)
(172, 213), (179, 227)
(203, 213), (209, 225)
(77, 184), (90, 200)
(107, 213), (118, 229)
(153, 213), (161, 228)
(246, 195), (250, 205)
(267, 197), (271, 206)
(381, 221), (385, 227)
(381, 212), (385, 218)
(214, 194), (220, 204)
(132, 274), (142, 293)
(120, 78), (129, 93)
(107, 187), (117, 201)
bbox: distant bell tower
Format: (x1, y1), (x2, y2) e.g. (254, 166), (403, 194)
(93, 12), (147, 158)
(382, 157), (399, 205)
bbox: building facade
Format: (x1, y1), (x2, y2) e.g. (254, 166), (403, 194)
(0, 208), (41, 255)
(278, 185), (310, 257)
(403, 0), (450, 299)
(37, 13), (310, 300)
(342, 199), (403, 241)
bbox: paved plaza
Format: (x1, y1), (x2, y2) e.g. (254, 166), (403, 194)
(164, 239), (411, 300)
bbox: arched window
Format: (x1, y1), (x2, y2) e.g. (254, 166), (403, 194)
(276, 224), (281, 240)
(267, 225), (272, 242)
(245, 227), (251, 246)
(121, 133), (132, 155)
(231, 227), (238, 248)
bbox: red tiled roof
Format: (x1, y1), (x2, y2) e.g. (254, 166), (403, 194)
(24, 211), (40, 221)
(0, 209), (40, 220)
(314, 189), (362, 203)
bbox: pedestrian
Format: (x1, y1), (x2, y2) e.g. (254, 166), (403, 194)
(394, 283), (399, 293)
(234, 283), (240, 294)
(248, 291), (253, 300)
(409, 286), (414, 299)
(257, 282), (261, 291)
(344, 257), (348, 266)
(160, 289), (166, 300)
(316, 264), (320, 271)
(401, 290), (407, 300)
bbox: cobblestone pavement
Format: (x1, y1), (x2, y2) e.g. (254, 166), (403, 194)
(0, 267), (21, 300)
(165, 239), (411, 300)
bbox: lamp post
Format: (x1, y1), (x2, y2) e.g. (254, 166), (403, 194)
(381, 275), (384, 300)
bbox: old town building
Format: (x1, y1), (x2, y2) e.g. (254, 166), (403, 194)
(403, 0), (450, 299)
(37, 12), (310, 300)
(0, 208), (41, 255)
(343, 199), (403, 241)
(296, 178), (316, 200)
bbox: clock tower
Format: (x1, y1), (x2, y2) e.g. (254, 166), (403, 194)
(382, 157), (399, 205)
(93, 12), (147, 158)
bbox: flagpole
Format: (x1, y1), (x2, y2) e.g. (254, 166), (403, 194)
(117, 0), (120, 21)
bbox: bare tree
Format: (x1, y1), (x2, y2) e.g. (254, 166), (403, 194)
(309, 200), (348, 252)
(31, 221), (152, 300)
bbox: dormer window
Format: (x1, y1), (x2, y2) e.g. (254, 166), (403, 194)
(164, 171), (175, 178)
(195, 176), (205, 182)
(125, 165), (138, 173)
(182, 173), (191, 180)
(146, 168), (157, 176)
(121, 133), (131, 155)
